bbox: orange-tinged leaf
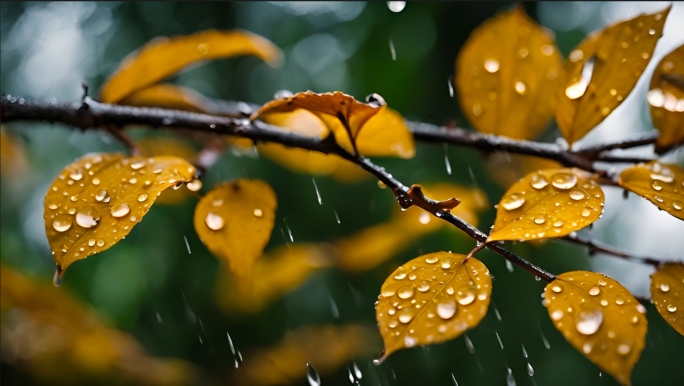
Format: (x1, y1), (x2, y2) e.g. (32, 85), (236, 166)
(101, 29), (283, 103)
(489, 168), (605, 242)
(544, 271), (647, 386)
(216, 243), (335, 314)
(336, 222), (420, 273)
(554, 7), (671, 145)
(120, 83), (218, 113)
(193, 179), (277, 285)
(250, 91), (384, 154)
(375, 252), (491, 362)
(648, 43), (684, 153)
(137, 136), (198, 205)
(650, 262), (684, 335)
(618, 161), (684, 220)
(455, 4), (562, 140)
(45, 153), (197, 275)
(230, 324), (379, 386)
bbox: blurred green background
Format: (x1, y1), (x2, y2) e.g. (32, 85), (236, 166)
(1, 2), (683, 386)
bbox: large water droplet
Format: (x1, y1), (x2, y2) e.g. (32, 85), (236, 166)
(398, 308), (414, 323)
(425, 256), (439, 264)
(659, 283), (670, 292)
(551, 173), (578, 190)
(667, 304), (677, 313)
(441, 259), (452, 269)
(387, 1), (406, 12)
(672, 201), (682, 211)
(576, 309), (603, 335)
(418, 281), (431, 292)
(553, 220), (564, 228)
(456, 288), (476, 305)
(551, 283), (563, 293)
(381, 287), (396, 297)
(96, 239), (105, 247)
(581, 208), (591, 217)
(551, 309), (563, 321)
(534, 216), (546, 225)
(569, 189), (585, 200)
(484, 59), (500, 73)
(205, 212), (224, 230)
(52, 214), (72, 232)
(95, 189), (110, 202)
(526, 363), (534, 376)
(75, 206), (100, 228)
(397, 285), (415, 299)
(437, 300), (457, 319)
(588, 286), (600, 296)
(131, 160), (146, 170)
(138, 193), (148, 202)
(501, 194), (525, 210)
(111, 203), (130, 218)
(531, 174), (549, 189)
(394, 267), (407, 280)
(53, 268), (62, 287)
(186, 179), (203, 192)
(514, 81), (527, 95)
(69, 170), (83, 181)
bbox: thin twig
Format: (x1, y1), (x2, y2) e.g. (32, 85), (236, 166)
(562, 233), (664, 267)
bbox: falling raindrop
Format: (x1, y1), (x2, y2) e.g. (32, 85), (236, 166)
(495, 331), (504, 349)
(445, 151), (452, 175)
(334, 210), (341, 224)
(284, 219), (294, 242)
(348, 368), (355, 383)
(452, 373), (459, 386)
(389, 38), (396, 60)
(53, 268), (62, 287)
(353, 362), (363, 379)
(538, 325), (551, 349)
(307, 363), (321, 386)
(522, 344), (528, 358)
(465, 334), (475, 353)
(156, 311), (162, 324)
(310, 178), (323, 205)
(527, 363), (535, 376)
(506, 260), (514, 273)
(494, 303), (502, 321)
(448, 77), (454, 97)
(506, 367), (517, 386)
(184, 235), (191, 254)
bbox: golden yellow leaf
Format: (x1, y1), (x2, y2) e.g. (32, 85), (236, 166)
(375, 252), (491, 362)
(488, 168), (605, 242)
(1, 264), (197, 385)
(555, 7), (671, 145)
(216, 243), (335, 314)
(0, 126), (29, 178)
(455, 4), (562, 140)
(230, 324), (379, 386)
(544, 271), (647, 386)
(326, 160), (371, 183)
(101, 29), (283, 103)
(650, 262), (684, 336)
(484, 152), (563, 189)
(137, 136), (198, 205)
(618, 161), (684, 220)
(648, 43), (684, 153)
(250, 91), (385, 154)
(120, 83), (218, 113)
(193, 179), (277, 285)
(45, 153), (197, 276)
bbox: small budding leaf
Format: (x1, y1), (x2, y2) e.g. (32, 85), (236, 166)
(648, 43), (684, 154)
(45, 153), (197, 275)
(650, 262), (684, 336)
(455, 4), (562, 139)
(554, 7), (670, 145)
(250, 91), (386, 155)
(375, 252), (491, 362)
(120, 83), (218, 114)
(101, 29), (283, 103)
(544, 271), (647, 386)
(193, 179), (277, 286)
(618, 161), (684, 220)
(489, 168), (605, 242)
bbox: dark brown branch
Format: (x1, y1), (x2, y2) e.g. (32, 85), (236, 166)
(0, 95), (557, 281)
(574, 131), (659, 155)
(562, 233), (662, 267)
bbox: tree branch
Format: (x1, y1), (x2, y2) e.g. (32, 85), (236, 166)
(1, 95), (559, 281)
(562, 233), (662, 267)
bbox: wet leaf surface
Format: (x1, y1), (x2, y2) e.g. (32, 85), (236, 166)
(484, 153), (562, 189)
(375, 252), (491, 362)
(120, 83), (218, 113)
(648, 43), (684, 153)
(544, 271), (647, 386)
(455, 4), (562, 140)
(101, 29), (283, 103)
(554, 7), (670, 145)
(489, 168), (605, 242)
(618, 161), (684, 220)
(650, 262), (684, 336)
(230, 324), (379, 386)
(137, 136), (199, 205)
(45, 153), (197, 275)
(193, 179), (277, 286)
(250, 91), (385, 154)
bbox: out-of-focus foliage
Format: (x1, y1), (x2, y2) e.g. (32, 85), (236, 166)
(455, 5), (561, 140)
(554, 8), (670, 146)
(618, 161), (684, 220)
(650, 263), (684, 336)
(544, 271), (647, 386)
(648, 43), (684, 154)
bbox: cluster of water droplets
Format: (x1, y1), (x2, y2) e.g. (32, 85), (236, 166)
(653, 277), (680, 314)
(639, 162), (682, 212)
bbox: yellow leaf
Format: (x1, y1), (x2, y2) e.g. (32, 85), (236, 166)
(484, 152), (563, 189)
(544, 271), (647, 386)
(193, 179), (277, 285)
(554, 7), (671, 145)
(216, 243), (335, 314)
(120, 83), (218, 113)
(618, 161), (684, 220)
(0, 126), (29, 178)
(1, 264), (197, 385)
(230, 324), (379, 386)
(101, 29), (283, 103)
(455, 4), (562, 140)
(375, 252), (492, 362)
(648, 43), (684, 153)
(489, 168), (605, 242)
(45, 153), (197, 275)
(650, 262), (684, 336)
(137, 136), (198, 205)
(250, 91), (384, 154)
